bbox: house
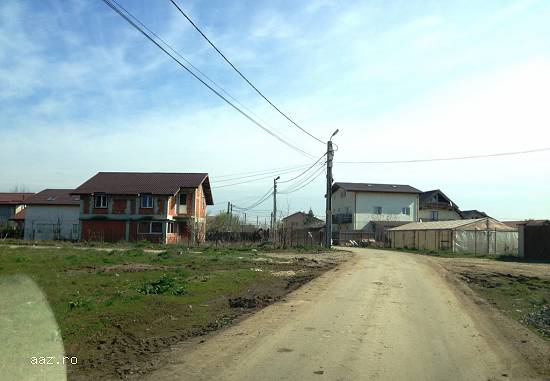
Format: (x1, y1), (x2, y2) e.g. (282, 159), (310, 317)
(331, 182), (421, 233)
(282, 210), (323, 230)
(388, 218), (518, 255)
(517, 220), (550, 260)
(23, 189), (81, 241)
(461, 210), (490, 219)
(71, 172), (213, 244)
(0, 192), (34, 227)
(419, 189), (462, 221)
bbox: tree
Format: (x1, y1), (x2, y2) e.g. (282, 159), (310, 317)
(9, 184), (30, 193)
(304, 208), (316, 226)
(206, 211), (241, 232)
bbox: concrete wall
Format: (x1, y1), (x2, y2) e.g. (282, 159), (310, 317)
(354, 192), (418, 229)
(24, 205), (80, 240)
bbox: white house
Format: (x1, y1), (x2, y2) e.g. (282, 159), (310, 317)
(24, 189), (81, 241)
(331, 182), (421, 232)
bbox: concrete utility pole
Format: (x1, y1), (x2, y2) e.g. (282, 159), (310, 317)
(325, 129), (339, 249)
(272, 176), (280, 242)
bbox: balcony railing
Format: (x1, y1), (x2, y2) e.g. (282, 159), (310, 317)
(332, 213), (352, 224)
(421, 202), (453, 210)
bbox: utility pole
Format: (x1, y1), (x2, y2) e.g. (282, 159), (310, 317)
(272, 176), (280, 242)
(325, 129), (339, 249)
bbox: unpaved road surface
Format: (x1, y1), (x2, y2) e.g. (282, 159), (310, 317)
(145, 248), (545, 381)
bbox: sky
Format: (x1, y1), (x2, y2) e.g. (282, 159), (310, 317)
(1, 0), (549, 221)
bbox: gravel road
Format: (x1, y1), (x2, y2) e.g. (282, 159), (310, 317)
(145, 248), (542, 381)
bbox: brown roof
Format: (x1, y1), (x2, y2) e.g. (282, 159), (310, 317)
(332, 182), (421, 194)
(26, 189), (80, 206)
(72, 172), (213, 205)
(0, 192), (34, 205)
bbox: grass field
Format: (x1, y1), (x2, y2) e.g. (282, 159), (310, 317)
(0, 242), (338, 380)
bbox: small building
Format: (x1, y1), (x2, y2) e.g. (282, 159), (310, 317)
(282, 210), (323, 230)
(387, 217), (518, 255)
(461, 210), (490, 219)
(419, 189), (462, 221)
(517, 220), (550, 260)
(72, 172), (213, 244)
(23, 189), (81, 241)
(331, 182), (421, 232)
(0, 192), (34, 227)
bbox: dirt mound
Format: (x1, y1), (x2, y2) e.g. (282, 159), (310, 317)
(228, 295), (277, 309)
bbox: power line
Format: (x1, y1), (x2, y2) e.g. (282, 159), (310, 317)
(280, 163), (326, 194)
(337, 147), (550, 164)
(102, 0), (315, 159)
(280, 165), (326, 194)
(211, 166), (318, 188)
(169, 0), (325, 145)
(278, 153), (327, 183)
(213, 163), (310, 180)
(213, 164), (311, 183)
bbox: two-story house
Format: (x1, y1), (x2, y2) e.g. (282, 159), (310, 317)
(419, 189), (462, 221)
(331, 182), (421, 233)
(72, 172), (213, 244)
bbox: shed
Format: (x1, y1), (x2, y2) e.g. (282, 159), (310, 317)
(387, 218), (518, 255)
(517, 220), (550, 260)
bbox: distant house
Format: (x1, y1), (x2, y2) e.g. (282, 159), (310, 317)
(419, 189), (462, 221)
(23, 189), (81, 241)
(71, 172), (213, 244)
(461, 210), (490, 219)
(331, 182), (421, 232)
(0, 192), (34, 227)
(282, 211), (323, 230)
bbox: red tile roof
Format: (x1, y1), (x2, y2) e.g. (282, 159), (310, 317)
(72, 172), (213, 204)
(0, 193), (34, 205)
(26, 189), (80, 206)
(332, 182), (421, 194)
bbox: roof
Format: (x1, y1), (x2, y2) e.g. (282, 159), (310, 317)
(0, 193), (34, 205)
(332, 182), (421, 194)
(461, 210), (489, 219)
(388, 218), (516, 231)
(25, 189), (80, 206)
(72, 172), (213, 205)
(515, 219), (550, 227)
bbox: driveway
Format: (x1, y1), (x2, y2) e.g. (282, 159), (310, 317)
(144, 248), (541, 381)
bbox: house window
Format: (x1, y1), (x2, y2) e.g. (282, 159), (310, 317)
(374, 206), (382, 215)
(402, 207), (411, 215)
(167, 222), (174, 234)
(94, 194), (107, 208)
(151, 222), (162, 234)
(179, 193), (187, 205)
(431, 211), (439, 220)
(341, 190), (346, 198)
(141, 194), (153, 208)
(138, 221), (163, 234)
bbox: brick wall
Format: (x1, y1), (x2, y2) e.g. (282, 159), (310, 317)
(82, 220), (126, 242)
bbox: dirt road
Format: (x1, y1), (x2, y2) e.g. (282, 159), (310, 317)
(145, 248), (543, 381)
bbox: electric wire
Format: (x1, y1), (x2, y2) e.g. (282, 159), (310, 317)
(169, 0), (325, 145)
(102, 0), (315, 159)
(278, 153), (327, 183)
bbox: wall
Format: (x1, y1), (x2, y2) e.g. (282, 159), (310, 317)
(81, 220), (126, 242)
(354, 192), (418, 229)
(23, 205), (80, 241)
(0, 205), (15, 225)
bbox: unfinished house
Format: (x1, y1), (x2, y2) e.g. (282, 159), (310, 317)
(419, 189), (462, 221)
(387, 218), (518, 255)
(72, 172), (213, 244)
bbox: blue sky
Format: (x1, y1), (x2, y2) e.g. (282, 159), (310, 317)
(1, 0), (549, 220)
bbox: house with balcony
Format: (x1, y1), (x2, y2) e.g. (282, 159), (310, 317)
(419, 189), (462, 221)
(71, 172), (213, 244)
(331, 182), (421, 235)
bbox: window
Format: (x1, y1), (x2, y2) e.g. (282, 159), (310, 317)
(341, 190), (346, 198)
(94, 194), (107, 208)
(402, 207), (411, 215)
(167, 222), (174, 234)
(431, 211), (439, 221)
(151, 222), (162, 233)
(374, 206), (382, 215)
(141, 194), (153, 208)
(138, 221), (163, 234)
(179, 193), (187, 205)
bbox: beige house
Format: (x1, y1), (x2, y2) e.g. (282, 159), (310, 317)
(419, 189), (462, 221)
